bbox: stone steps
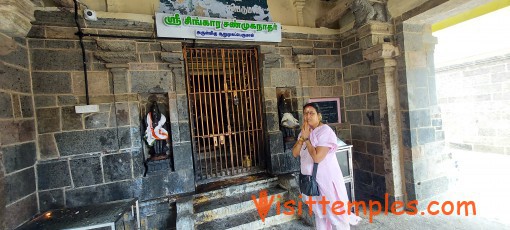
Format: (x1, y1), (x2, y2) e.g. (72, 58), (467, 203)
(195, 186), (287, 225)
(194, 177), (278, 201)
(195, 200), (297, 230)
(193, 176), (298, 229)
(195, 166), (266, 181)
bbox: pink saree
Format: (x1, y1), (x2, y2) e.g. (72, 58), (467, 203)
(299, 124), (361, 229)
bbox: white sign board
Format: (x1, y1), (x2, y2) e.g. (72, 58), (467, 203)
(155, 13), (281, 42)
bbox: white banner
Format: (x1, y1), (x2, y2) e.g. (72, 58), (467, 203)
(155, 13), (281, 42)
(159, 0), (272, 22)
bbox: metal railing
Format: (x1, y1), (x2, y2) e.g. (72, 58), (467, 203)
(183, 47), (264, 181)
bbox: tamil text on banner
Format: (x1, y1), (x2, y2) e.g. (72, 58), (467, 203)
(155, 13), (281, 42)
(159, 0), (272, 22)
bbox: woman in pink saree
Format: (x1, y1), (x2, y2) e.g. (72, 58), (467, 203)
(292, 103), (361, 230)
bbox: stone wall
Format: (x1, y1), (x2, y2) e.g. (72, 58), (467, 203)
(270, 22), (404, 205)
(0, 33), (38, 229)
(436, 55), (510, 154)
(25, 11), (355, 225)
(16, 6), (460, 227)
(262, 31), (348, 174)
(27, 12), (195, 225)
(395, 21), (453, 208)
(0, 0), (495, 227)
(340, 25), (392, 203)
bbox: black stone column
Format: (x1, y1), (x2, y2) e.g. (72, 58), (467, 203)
(0, 0), (38, 226)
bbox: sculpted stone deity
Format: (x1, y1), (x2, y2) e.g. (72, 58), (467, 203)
(144, 101), (169, 159)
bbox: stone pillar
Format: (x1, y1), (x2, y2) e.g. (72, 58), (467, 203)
(97, 40), (139, 149)
(396, 21), (450, 209)
(295, 54), (316, 111)
(107, 65), (130, 94)
(0, 135), (5, 230)
(160, 42), (195, 193)
(176, 197), (194, 230)
(360, 21), (406, 207)
(374, 59), (405, 205)
(105, 64), (140, 148)
(0, 35), (16, 229)
(260, 42), (302, 174)
(0, 0), (36, 228)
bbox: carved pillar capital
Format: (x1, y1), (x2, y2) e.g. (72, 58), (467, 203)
(357, 21), (393, 38)
(294, 55), (316, 68)
(371, 58), (397, 70)
(105, 64), (130, 94)
(363, 43), (400, 61)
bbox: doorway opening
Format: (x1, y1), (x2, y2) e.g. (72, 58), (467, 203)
(183, 47), (265, 183)
(434, 6), (510, 225)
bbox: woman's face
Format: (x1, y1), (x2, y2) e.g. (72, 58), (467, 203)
(303, 106), (320, 128)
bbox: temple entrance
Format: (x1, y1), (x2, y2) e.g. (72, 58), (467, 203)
(183, 47), (265, 183)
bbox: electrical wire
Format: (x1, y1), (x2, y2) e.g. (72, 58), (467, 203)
(73, 0), (123, 154)
(70, 4), (178, 176)
(73, 0), (90, 105)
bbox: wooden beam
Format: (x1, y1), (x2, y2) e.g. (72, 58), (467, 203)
(315, 0), (354, 28)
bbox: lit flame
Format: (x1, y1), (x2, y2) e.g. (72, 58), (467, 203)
(44, 212), (52, 219)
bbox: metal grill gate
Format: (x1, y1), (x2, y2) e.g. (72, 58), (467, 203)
(183, 47), (264, 181)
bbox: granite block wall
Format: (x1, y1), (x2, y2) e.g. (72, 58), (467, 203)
(395, 21), (453, 208)
(28, 26), (195, 220)
(24, 11), (318, 224)
(26, 13), (356, 212)
(436, 55), (510, 155)
(0, 0), (487, 227)
(339, 30), (388, 203)
(262, 31), (349, 175)
(0, 33), (38, 229)
(18, 8), (455, 227)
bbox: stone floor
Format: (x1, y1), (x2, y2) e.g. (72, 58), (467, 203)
(264, 212), (510, 230)
(265, 149), (510, 230)
(448, 150), (510, 226)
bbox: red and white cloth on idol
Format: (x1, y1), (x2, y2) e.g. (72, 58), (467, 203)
(144, 112), (168, 146)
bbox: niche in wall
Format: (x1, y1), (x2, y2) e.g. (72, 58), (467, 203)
(276, 87), (300, 151)
(139, 93), (174, 174)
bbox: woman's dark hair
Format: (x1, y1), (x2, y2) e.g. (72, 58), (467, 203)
(303, 102), (321, 114)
